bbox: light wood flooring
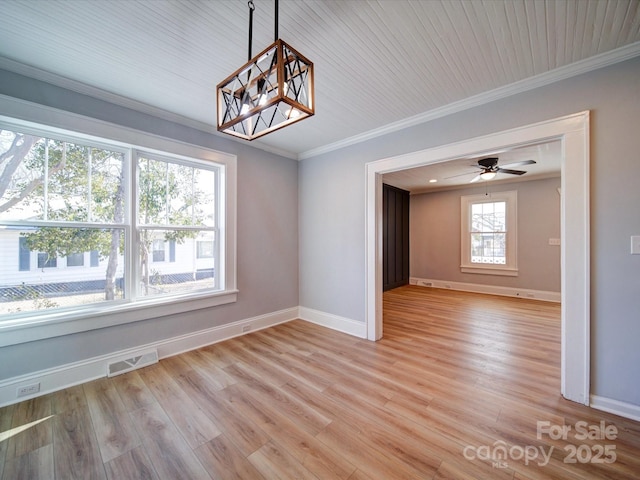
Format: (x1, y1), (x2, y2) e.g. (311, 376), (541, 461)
(1, 285), (639, 479)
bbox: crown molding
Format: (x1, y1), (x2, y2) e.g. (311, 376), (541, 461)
(298, 41), (640, 160)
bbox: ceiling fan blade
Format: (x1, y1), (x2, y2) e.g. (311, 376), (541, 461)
(499, 159), (536, 169)
(497, 168), (527, 175)
(469, 175), (482, 183)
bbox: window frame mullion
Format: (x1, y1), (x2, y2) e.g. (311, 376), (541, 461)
(125, 148), (136, 301)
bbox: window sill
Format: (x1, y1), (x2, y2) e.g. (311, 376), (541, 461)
(460, 265), (518, 277)
(0, 289), (238, 347)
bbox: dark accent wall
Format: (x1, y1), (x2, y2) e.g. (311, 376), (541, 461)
(383, 184), (410, 291)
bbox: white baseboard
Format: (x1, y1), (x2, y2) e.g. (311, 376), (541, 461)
(0, 307), (298, 407)
(298, 307), (367, 338)
(410, 277), (561, 303)
(590, 394), (640, 422)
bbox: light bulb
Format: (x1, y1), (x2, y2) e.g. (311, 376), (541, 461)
(287, 108), (301, 119)
(240, 90), (251, 115)
(257, 79), (268, 105)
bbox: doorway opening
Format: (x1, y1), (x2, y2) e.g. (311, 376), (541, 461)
(365, 112), (590, 405)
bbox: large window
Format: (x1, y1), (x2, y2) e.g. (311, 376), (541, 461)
(460, 191), (518, 276)
(137, 153), (217, 297)
(0, 118), (233, 324)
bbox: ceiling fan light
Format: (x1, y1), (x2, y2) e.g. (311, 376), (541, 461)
(480, 171), (496, 180)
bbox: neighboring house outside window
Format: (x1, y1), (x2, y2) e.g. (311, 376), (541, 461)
(460, 191), (518, 276)
(17, 244), (105, 271)
(152, 239), (166, 262)
(197, 240), (214, 259)
(37, 253), (57, 269)
(18, 237), (30, 271)
(66, 252), (84, 267)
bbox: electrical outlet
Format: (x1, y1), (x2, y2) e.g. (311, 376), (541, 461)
(17, 383), (40, 398)
(631, 236), (640, 255)
(242, 324), (252, 333)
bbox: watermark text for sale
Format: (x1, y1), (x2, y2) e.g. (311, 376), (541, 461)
(463, 420), (618, 469)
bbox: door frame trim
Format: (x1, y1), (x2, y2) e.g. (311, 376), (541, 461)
(365, 111), (590, 405)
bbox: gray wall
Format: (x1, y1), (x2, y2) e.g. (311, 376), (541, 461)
(299, 57), (640, 406)
(0, 69), (299, 379)
(410, 177), (561, 292)
(2, 56), (639, 408)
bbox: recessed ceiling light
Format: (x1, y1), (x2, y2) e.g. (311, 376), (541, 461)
(429, 179), (438, 183)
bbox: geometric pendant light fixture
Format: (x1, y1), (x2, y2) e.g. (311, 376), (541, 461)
(217, 0), (314, 140)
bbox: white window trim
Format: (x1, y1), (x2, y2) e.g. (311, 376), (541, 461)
(460, 190), (518, 276)
(0, 95), (237, 347)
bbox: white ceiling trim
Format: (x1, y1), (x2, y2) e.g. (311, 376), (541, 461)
(299, 41), (640, 160)
(1, 41), (639, 162)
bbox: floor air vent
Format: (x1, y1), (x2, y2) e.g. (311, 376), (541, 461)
(107, 350), (158, 377)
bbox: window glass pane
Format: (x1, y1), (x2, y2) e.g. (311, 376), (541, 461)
(19, 237), (30, 271)
(87, 148), (125, 223)
(197, 240), (214, 258)
(471, 201), (506, 233)
(90, 250), (100, 267)
(194, 169), (216, 227)
(152, 239), (165, 262)
(66, 252), (84, 267)
(138, 229), (215, 298)
(0, 132), (46, 221)
(471, 213), (483, 232)
(169, 240), (176, 263)
(471, 203), (483, 216)
(470, 200), (507, 264)
(0, 228), (125, 315)
(37, 252), (57, 268)
(46, 140), (90, 221)
(0, 130), (124, 223)
(471, 232), (506, 264)
(138, 156), (216, 228)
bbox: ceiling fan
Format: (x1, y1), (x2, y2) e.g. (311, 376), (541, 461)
(468, 157), (536, 183)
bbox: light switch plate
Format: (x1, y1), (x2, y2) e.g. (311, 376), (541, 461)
(548, 238), (561, 246)
(631, 236), (640, 255)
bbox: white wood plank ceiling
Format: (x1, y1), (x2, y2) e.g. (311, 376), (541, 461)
(0, 0), (639, 162)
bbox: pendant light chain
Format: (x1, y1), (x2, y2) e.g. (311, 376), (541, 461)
(274, 0), (278, 41)
(249, 0), (278, 55)
(247, 0), (255, 61)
